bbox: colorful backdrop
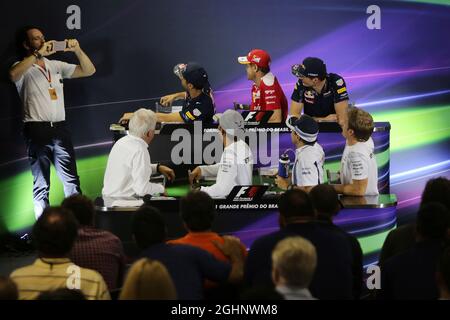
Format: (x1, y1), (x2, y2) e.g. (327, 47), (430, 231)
(0, 0), (449, 235)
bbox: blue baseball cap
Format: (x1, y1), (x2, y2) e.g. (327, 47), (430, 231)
(292, 57), (327, 79)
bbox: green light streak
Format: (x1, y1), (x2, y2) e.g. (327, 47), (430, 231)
(357, 227), (395, 255)
(372, 105), (450, 152)
(166, 185), (191, 197)
(399, 0), (450, 6)
(0, 155), (108, 233)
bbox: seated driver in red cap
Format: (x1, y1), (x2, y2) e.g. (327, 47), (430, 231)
(237, 49), (288, 123)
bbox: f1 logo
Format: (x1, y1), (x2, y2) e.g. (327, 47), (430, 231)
(244, 112), (257, 122)
(235, 187), (250, 198)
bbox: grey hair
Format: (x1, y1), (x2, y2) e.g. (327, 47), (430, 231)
(129, 108), (157, 139)
(272, 236), (317, 288)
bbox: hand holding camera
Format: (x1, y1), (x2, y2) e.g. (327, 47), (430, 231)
(36, 41), (56, 58)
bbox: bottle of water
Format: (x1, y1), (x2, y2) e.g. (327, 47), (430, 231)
(278, 153), (290, 178)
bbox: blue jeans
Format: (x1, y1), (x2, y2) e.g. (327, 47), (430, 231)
(24, 122), (81, 219)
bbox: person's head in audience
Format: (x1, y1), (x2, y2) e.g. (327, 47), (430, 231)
(180, 191), (215, 232)
(415, 202), (450, 242)
(277, 189), (315, 227)
(32, 206), (79, 258)
(37, 288), (86, 300)
(310, 184), (341, 221)
(271, 237), (317, 292)
(437, 246), (450, 300)
(0, 276), (18, 300)
(61, 194), (95, 227)
(129, 108), (157, 145)
(119, 258), (177, 300)
(132, 205), (167, 249)
(421, 177), (450, 210)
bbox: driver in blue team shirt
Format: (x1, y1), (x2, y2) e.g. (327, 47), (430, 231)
(120, 62), (215, 124)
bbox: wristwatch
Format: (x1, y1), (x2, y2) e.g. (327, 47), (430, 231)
(33, 50), (42, 60)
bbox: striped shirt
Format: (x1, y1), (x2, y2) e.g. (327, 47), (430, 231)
(70, 226), (125, 290)
(10, 258), (111, 300)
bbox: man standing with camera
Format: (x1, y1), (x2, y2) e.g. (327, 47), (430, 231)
(9, 26), (96, 218)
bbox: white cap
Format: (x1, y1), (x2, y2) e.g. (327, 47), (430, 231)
(217, 110), (245, 137)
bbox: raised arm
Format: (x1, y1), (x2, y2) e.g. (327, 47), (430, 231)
(9, 41), (55, 82)
(335, 100), (349, 129)
(66, 39), (96, 78)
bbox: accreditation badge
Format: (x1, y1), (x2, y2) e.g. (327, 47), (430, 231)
(49, 87), (58, 100)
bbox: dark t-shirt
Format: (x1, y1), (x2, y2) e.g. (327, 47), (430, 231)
(379, 223), (416, 267)
(140, 243), (231, 300)
(316, 220), (363, 299)
(380, 240), (442, 300)
(244, 222), (354, 299)
(179, 91), (215, 124)
(291, 73), (349, 118)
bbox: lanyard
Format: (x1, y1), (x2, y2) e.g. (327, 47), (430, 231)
(35, 64), (52, 87)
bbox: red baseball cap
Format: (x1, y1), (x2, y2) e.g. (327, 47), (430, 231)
(238, 49), (271, 68)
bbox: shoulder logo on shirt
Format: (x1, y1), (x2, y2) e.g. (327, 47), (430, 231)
(192, 108), (202, 117)
(336, 79), (344, 86)
(185, 111), (196, 120)
(337, 87), (347, 94)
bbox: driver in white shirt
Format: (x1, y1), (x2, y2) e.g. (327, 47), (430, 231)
(102, 108), (175, 198)
(333, 107), (379, 196)
(275, 114), (325, 192)
(188, 110), (254, 198)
